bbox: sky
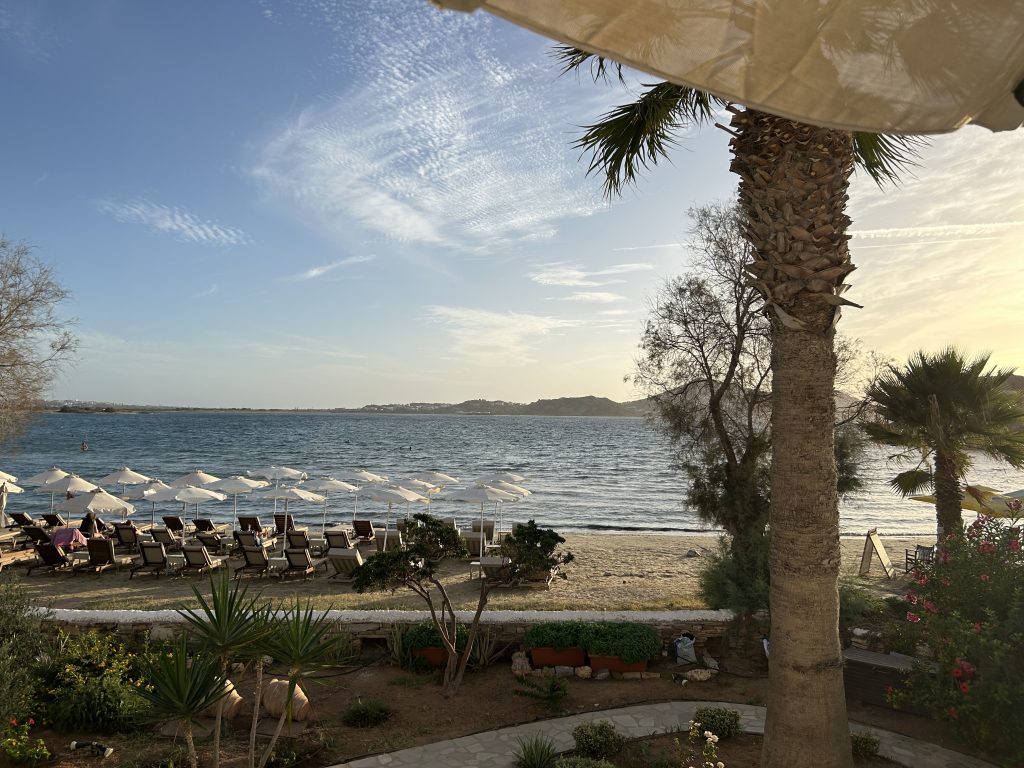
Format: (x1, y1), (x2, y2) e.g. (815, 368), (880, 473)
(1, 1), (1022, 409)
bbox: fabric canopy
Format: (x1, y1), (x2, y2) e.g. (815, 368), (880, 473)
(434, 0), (1024, 134)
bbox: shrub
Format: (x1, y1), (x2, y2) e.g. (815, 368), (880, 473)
(513, 733), (557, 768)
(580, 623), (661, 664)
(698, 536), (769, 614)
(35, 630), (150, 732)
(0, 573), (49, 723)
(1, 719), (50, 765)
(522, 621), (587, 650)
(341, 698), (392, 728)
(571, 721), (626, 760)
(404, 621), (467, 651)
(839, 578), (886, 625)
(888, 516), (1024, 764)
(501, 521), (574, 583)
(693, 706), (741, 739)
(514, 674), (568, 712)
(850, 732), (880, 760)
(554, 758), (615, 768)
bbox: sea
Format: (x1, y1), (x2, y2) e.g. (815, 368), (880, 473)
(2, 411), (1021, 536)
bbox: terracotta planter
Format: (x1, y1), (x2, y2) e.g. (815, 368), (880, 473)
(587, 654), (648, 673)
(411, 646), (448, 668)
(530, 646), (586, 668)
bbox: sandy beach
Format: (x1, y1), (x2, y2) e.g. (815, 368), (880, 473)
(10, 532), (929, 612)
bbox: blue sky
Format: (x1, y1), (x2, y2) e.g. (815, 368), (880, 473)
(2, 1), (1022, 408)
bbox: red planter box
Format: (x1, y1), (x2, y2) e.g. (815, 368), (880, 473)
(412, 647), (447, 668)
(587, 655), (648, 673)
(529, 646), (586, 668)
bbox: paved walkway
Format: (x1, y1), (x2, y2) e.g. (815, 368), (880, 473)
(328, 701), (992, 768)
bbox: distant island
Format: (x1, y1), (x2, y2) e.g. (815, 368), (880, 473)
(45, 395), (652, 418)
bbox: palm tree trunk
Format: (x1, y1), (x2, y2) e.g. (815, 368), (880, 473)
(730, 108), (855, 768)
(183, 720), (198, 768)
(933, 450), (962, 540)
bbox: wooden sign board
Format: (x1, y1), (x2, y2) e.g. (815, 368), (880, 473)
(859, 528), (896, 579)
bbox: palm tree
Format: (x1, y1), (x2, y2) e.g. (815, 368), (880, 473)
(865, 348), (1024, 539)
(557, 49), (920, 768)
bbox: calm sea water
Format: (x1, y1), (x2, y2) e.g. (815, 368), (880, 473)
(3, 412), (1021, 535)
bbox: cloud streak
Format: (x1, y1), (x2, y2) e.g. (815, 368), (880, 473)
(561, 292), (626, 303)
(289, 255), (375, 281)
(98, 199), (249, 246)
(426, 305), (576, 366)
(529, 262), (653, 287)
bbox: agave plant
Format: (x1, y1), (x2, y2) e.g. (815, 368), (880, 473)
(139, 637), (228, 768)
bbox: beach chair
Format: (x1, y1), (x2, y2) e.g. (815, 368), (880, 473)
(131, 542), (169, 579)
(162, 515), (190, 536)
(461, 530), (489, 558)
(324, 529), (355, 550)
(197, 531), (230, 555)
(480, 555), (513, 585)
(9, 512), (37, 529)
(352, 520), (376, 543)
(374, 529), (403, 552)
(112, 523), (141, 552)
(286, 529), (325, 555)
(192, 518), (224, 534)
(179, 544), (226, 576)
(471, 519), (497, 540)
(234, 546), (272, 579)
(21, 525), (52, 549)
(273, 513), (307, 536)
(905, 544), (935, 573)
(42, 513), (68, 528)
(238, 516), (275, 537)
(152, 526), (184, 551)
(26, 543), (72, 575)
(233, 529), (276, 554)
(74, 537), (134, 574)
(327, 547), (364, 580)
(279, 548), (323, 580)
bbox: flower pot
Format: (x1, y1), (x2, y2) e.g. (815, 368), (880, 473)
(411, 646), (448, 668)
(587, 654), (648, 673)
(530, 646), (586, 668)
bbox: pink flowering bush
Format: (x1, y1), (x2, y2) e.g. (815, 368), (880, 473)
(889, 516), (1023, 765)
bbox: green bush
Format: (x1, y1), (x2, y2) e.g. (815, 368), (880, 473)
(579, 623), (660, 664)
(514, 675), (568, 712)
(522, 621), (587, 650)
(697, 536), (769, 614)
(571, 721), (626, 760)
(693, 706), (741, 739)
(554, 758), (615, 768)
(404, 621), (467, 651)
(0, 573), (48, 724)
(341, 698), (392, 728)
(513, 733), (557, 768)
(35, 630), (150, 732)
(839, 578), (886, 625)
(850, 732), (880, 760)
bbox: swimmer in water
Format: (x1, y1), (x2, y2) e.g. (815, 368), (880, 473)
(80, 440), (89, 452)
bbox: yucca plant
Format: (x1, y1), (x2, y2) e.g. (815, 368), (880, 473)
(179, 573), (271, 768)
(139, 637), (228, 768)
(513, 733), (557, 768)
(256, 599), (341, 768)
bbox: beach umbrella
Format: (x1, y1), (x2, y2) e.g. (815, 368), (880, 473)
(433, 0), (1024, 134)
(97, 467), (151, 493)
(148, 485), (227, 521)
(358, 486), (429, 549)
(343, 469), (388, 484)
(0, 470), (16, 483)
(249, 466), (308, 512)
(170, 469), (221, 488)
(909, 487), (1019, 517)
(121, 479), (171, 526)
(253, 488), (325, 524)
(300, 478), (358, 533)
(480, 481), (530, 539)
(408, 471), (459, 486)
(442, 485), (518, 556)
(474, 471), (528, 485)
(57, 488), (136, 518)
(0, 481), (23, 528)
(40, 474), (100, 501)
(24, 467), (69, 486)
(204, 476), (269, 529)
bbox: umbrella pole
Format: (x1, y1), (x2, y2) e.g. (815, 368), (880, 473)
(233, 495), (239, 531)
(49, 492), (55, 512)
(322, 495), (328, 536)
(480, 502), (485, 558)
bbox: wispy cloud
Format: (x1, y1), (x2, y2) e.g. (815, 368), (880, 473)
(612, 243), (685, 252)
(561, 292), (627, 303)
(197, 284), (220, 298)
(98, 199), (249, 246)
(426, 306), (576, 366)
(251, 1), (604, 250)
(529, 262), (653, 287)
(851, 222), (1024, 240)
(289, 255), (375, 281)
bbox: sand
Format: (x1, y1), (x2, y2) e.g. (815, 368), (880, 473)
(9, 532), (929, 612)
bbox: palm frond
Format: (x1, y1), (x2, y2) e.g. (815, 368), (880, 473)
(852, 133), (925, 187)
(551, 45), (624, 83)
(577, 83), (724, 198)
(140, 638), (228, 721)
(890, 469), (933, 497)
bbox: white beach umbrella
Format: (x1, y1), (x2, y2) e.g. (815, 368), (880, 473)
(97, 467), (151, 492)
(40, 474), (100, 500)
(442, 485), (518, 556)
(24, 467), (69, 486)
(300, 478), (359, 533)
(343, 469), (389, 484)
(402, 478), (441, 494)
(408, 471), (459, 486)
(250, 466), (308, 512)
(204, 476), (269, 529)
(0, 481), (24, 528)
(0, 470), (17, 483)
(170, 469), (221, 488)
(254, 487), (325, 523)
(121, 479), (171, 526)
(0, 481), (24, 495)
(479, 481), (530, 539)
(57, 488), (136, 518)
(358, 486), (429, 549)
(474, 471), (528, 485)
(434, 0), (1024, 134)
(148, 485), (227, 522)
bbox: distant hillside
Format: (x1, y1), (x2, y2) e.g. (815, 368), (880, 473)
(351, 396), (651, 417)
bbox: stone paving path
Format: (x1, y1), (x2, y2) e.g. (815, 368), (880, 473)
(328, 700), (993, 768)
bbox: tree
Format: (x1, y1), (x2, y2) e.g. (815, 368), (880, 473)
(864, 348), (1024, 539)
(558, 49), (919, 768)
(0, 238), (76, 445)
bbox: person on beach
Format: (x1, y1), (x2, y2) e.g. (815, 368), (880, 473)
(79, 511), (108, 537)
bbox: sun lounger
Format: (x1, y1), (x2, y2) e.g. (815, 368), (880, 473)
(237, 516), (275, 537)
(192, 518), (225, 534)
(152, 526), (184, 551)
(233, 529), (276, 554)
(197, 531), (230, 555)
(26, 543), (72, 575)
(480, 555), (512, 584)
(162, 516), (190, 535)
(179, 544), (226, 576)
(374, 529), (403, 551)
(42, 513), (68, 528)
(471, 519), (497, 540)
(352, 520), (376, 543)
(74, 538), (134, 574)
(273, 513), (307, 536)
(9, 512), (37, 529)
(286, 529), (326, 555)
(131, 542), (170, 579)
(461, 530), (491, 558)
(234, 546), (272, 579)
(327, 547), (364, 580)
(324, 529), (355, 550)
(112, 523), (142, 552)
(279, 548), (323, 580)
(21, 525), (52, 548)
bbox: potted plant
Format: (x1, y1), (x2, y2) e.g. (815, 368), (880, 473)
(582, 622), (661, 673)
(406, 621), (467, 669)
(523, 621), (589, 667)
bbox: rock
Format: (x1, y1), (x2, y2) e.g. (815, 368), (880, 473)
(685, 549), (700, 557)
(594, 669), (611, 681)
(619, 671), (643, 680)
(555, 666), (574, 678)
(575, 666), (592, 679)
(685, 668), (718, 682)
(641, 671), (661, 679)
(702, 652), (720, 671)
(511, 651), (532, 678)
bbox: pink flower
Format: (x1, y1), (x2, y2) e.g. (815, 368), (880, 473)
(941, 578), (951, 587)
(906, 592), (919, 605)
(980, 574), (989, 582)
(978, 540), (997, 554)
(26, 719), (33, 727)
(947, 706), (958, 719)
(973, 622), (983, 634)
(9, 719), (16, 726)
(1010, 540), (1021, 552)
(907, 612), (921, 623)
(959, 682), (970, 694)
(924, 600), (938, 613)
(952, 667), (964, 679)
(915, 574), (929, 586)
